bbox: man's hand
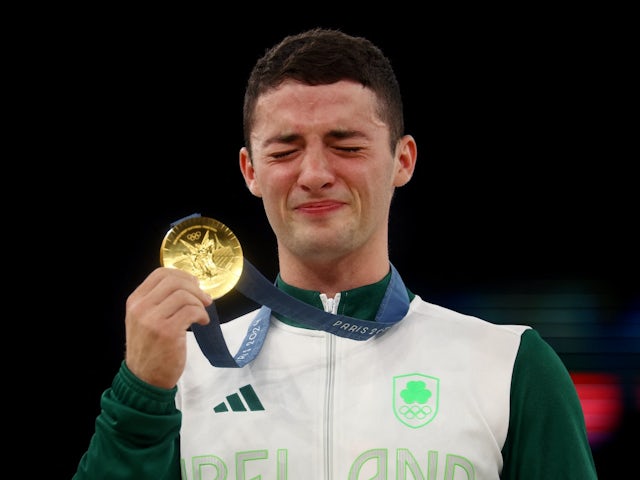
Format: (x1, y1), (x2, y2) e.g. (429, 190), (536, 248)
(124, 267), (213, 389)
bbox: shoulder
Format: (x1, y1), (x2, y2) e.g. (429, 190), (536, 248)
(513, 328), (575, 391)
(408, 294), (531, 338)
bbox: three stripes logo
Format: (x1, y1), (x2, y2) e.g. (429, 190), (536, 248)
(213, 384), (265, 413)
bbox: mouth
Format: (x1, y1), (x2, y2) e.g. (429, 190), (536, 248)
(295, 200), (345, 216)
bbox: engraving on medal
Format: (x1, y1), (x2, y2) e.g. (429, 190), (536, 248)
(160, 216), (243, 299)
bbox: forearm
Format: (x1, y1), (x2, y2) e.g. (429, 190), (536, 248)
(73, 361), (182, 480)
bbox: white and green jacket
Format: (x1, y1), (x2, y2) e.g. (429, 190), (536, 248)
(74, 274), (597, 479)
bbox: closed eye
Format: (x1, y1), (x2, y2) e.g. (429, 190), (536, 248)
(270, 149), (297, 160)
(335, 146), (362, 153)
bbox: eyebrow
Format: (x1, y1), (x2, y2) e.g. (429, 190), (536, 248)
(328, 129), (368, 141)
(263, 129), (369, 147)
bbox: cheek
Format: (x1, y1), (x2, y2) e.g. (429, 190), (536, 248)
(253, 176), (286, 213)
(366, 169), (397, 210)
(247, 166), (285, 198)
(258, 168), (295, 196)
(365, 165), (396, 193)
(260, 191), (288, 230)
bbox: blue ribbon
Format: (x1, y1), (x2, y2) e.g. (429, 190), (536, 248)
(192, 258), (410, 367)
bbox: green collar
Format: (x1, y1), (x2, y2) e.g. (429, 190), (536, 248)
(273, 271), (415, 330)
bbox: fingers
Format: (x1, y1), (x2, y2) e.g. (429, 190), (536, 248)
(124, 267), (214, 388)
(135, 267), (212, 305)
(130, 267), (211, 318)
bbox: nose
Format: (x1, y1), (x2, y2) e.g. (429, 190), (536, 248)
(296, 150), (335, 191)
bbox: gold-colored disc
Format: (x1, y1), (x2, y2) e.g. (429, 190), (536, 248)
(160, 216), (243, 299)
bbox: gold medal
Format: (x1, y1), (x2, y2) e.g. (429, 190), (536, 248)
(160, 216), (243, 299)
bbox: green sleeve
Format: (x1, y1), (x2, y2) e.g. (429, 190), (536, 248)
(501, 329), (597, 479)
(73, 361), (182, 480)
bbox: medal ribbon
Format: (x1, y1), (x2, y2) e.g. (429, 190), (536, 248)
(192, 258), (410, 367)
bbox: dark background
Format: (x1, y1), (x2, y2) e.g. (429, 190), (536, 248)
(42, 8), (636, 479)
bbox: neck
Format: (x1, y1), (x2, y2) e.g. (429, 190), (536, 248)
(277, 248), (390, 298)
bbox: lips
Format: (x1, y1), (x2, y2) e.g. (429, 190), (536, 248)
(295, 200), (344, 214)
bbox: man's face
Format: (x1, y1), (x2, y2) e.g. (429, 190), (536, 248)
(240, 79), (412, 265)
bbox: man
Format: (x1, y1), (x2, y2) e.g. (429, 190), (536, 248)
(74, 28), (597, 479)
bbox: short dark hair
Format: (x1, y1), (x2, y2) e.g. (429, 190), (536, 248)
(243, 28), (404, 156)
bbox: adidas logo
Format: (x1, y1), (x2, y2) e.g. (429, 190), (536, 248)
(213, 384), (265, 413)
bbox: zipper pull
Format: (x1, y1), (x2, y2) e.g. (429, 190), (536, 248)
(319, 293), (341, 314)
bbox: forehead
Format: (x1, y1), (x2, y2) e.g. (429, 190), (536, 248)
(252, 79), (382, 130)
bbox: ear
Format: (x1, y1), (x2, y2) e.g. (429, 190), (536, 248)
(239, 147), (262, 197)
(393, 135), (417, 187)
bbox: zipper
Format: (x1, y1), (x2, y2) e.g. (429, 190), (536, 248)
(324, 332), (335, 479)
(320, 293), (340, 479)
